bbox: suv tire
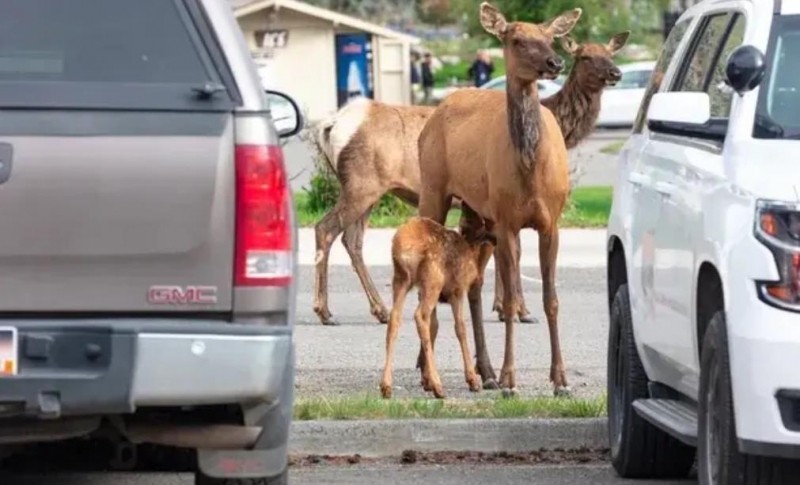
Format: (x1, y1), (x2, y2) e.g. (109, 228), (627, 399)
(607, 284), (695, 478)
(195, 468), (288, 485)
(698, 312), (800, 485)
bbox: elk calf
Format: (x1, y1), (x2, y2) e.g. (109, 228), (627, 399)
(380, 217), (496, 399)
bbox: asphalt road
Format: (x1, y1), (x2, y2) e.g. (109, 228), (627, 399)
(1, 465), (691, 484)
(294, 264), (609, 399)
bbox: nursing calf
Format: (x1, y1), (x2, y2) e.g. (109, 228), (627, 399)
(380, 217), (496, 399)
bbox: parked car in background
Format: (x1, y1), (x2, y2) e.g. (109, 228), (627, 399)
(607, 1), (800, 483)
(482, 75), (564, 99)
(0, 0), (302, 484)
(597, 61), (656, 127)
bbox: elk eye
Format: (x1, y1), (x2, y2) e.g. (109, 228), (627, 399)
(513, 38), (523, 47)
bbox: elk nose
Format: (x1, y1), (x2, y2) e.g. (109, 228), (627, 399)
(546, 56), (564, 72)
(609, 67), (622, 81)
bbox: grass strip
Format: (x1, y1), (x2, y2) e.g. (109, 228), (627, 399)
(294, 186), (612, 229)
(294, 393), (607, 421)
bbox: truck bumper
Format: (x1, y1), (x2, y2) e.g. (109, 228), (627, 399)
(0, 320), (292, 419)
(728, 275), (800, 458)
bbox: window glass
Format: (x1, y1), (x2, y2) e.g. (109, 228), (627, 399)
(0, 0), (229, 110)
(632, 18), (692, 133)
(706, 16), (745, 118)
(676, 14), (733, 93)
(754, 15), (800, 139)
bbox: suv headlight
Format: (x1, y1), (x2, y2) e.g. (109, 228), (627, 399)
(755, 199), (800, 310)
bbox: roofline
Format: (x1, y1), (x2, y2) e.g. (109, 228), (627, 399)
(234, 0), (421, 44)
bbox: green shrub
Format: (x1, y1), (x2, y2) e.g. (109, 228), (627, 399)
(300, 158), (415, 220)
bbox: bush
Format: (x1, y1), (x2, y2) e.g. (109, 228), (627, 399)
(300, 145), (415, 220)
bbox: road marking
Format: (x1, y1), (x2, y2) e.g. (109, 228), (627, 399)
(521, 274), (543, 284)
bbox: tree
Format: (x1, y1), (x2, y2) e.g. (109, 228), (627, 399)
(416, 0), (458, 26)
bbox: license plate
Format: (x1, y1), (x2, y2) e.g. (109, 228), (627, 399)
(0, 327), (17, 376)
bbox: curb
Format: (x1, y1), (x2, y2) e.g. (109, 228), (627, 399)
(289, 418), (607, 457)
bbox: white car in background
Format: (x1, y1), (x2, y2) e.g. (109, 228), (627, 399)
(598, 61), (656, 127)
(483, 61), (656, 128)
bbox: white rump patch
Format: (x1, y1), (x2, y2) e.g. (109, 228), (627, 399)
(327, 97), (371, 172)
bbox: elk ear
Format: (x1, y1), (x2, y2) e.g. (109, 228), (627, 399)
(480, 2), (508, 39)
(608, 31), (631, 53)
(544, 8), (582, 38)
(560, 35), (580, 55)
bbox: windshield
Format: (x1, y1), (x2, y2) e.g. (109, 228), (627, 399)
(754, 15), (800, 139)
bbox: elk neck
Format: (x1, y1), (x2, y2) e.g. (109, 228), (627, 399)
(543, 66), (602, 150)
(506, 76), (542, 168)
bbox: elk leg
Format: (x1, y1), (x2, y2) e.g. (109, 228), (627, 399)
(416, 291), (440, 391)
(539, 226), (570, 397)
(494, 239), (537, 324)
(451, 293), (480, 393)
(415, 283), (445, 399)
(314, 189), (383, 326)
(342, 209), (389, 324)
(380, 271), (412, 399)
(496, 229), (519, 392)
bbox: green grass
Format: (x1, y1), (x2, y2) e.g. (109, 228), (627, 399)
(293, 393), (607, 421)
(294, 186), (613, 229)
(600, 140), (626, 155)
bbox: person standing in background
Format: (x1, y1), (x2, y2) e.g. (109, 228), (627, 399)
(410, 52), (421, 104)
(467, 50), (494, 87)
(421, 53), (435, 104)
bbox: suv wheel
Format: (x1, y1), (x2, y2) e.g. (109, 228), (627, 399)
(698, 312), (800, 485)
(607, 284), (695, 478)
(195, 468), (287, 485)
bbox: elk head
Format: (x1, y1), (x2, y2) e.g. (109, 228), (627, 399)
(480, 2), (582, 82)
(560, 31), (631, 89)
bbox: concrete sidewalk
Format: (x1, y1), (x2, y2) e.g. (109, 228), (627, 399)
(298, 228), (607, 269)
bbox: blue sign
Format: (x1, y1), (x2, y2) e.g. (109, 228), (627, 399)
(335, 33), (373, 107)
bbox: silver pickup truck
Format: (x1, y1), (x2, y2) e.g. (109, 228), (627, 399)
(0, 1), (301, 484)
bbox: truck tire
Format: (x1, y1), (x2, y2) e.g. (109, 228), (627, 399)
(195, 469), (287, 485)
(607, 284), (695, 478)
(698, 312), (800, 485)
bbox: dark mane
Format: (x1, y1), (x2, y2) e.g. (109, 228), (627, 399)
(506, 80), (542, 167)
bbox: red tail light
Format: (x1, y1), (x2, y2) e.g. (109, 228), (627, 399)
(234, 144), (292, 287)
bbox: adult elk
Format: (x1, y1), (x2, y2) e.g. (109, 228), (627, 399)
(492, 31), (631, 323)
(416, 3), (581, 395)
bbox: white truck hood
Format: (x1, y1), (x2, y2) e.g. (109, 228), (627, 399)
(729, 139), (800, 203)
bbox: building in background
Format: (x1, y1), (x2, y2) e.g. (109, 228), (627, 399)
(232, 0), (421, 122)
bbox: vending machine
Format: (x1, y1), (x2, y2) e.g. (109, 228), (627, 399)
(335, 33), (374, 107)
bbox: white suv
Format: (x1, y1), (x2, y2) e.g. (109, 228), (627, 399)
(606, 1), (800, 483)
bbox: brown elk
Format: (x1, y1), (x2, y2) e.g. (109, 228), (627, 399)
(312, 31), (629, 327)
(491, 31), (631, 323)
(380, 217), (496, 399)
(416, 2), (581, 395)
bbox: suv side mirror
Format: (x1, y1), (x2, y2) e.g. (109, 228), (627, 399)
(265, 90), (304, 139)
(647, 91), (727, 141)
(647, 91), (711, 126)
(725, 45), (767, 95)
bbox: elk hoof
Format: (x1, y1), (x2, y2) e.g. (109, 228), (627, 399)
(467, 376), (481, 393)
(380, 383), (392, 399)
(321, 318), (340, 326)
(501, 388), (519, 399)
(372, 307), (390, 325)
(482, 378), (500, 390)
(553, 385), (572, 398)
(420, 377), (433, 392)
(518, 315), (540, 324)
(432, 386), (446, 399)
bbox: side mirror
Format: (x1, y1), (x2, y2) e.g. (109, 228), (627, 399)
(265, 90), (304, 139)
(725, 45), (767, 95)
(647, 91), (711, 126)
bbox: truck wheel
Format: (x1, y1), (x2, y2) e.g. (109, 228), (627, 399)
(607, 284), (695, 478)
(698, 312), (800, 485)
(195, 469), (287, 485)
